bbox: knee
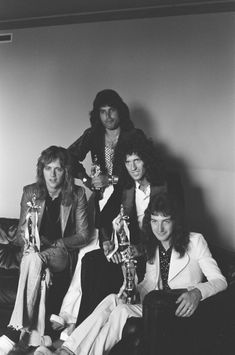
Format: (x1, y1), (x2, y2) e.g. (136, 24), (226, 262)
(111, 303), (132, 321)
(22, 252), (43, 266)
(122, 317), (143, 338)
(144, 290), (170, 309)
(105, 293), (119, 305)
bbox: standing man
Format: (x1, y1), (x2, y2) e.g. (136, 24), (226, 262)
(68, 89), (145, 191)
(68, 89), (146, 230)
(0, 146), (90, 355)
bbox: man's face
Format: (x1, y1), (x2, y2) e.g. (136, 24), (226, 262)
(150, 214), (173, 246)
(125, 154), (146, 182)
(99, 105), (120, 130)
(43, 158), (64, 192)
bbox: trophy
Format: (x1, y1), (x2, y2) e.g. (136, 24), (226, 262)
(90, 154), (101, 179)
(90, 154), (103, 199)
(25, 194), (41, 253)
(117, 205), (137, 304)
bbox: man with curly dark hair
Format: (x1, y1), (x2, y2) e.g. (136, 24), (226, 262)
(68, 89), (144, 190)
(68, 89), (146, 232)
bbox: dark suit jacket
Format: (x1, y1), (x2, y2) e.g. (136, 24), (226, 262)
(68, 127), (145, 178)
(99, 171), (184, 245)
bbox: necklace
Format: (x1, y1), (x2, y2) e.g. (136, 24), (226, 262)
(105, 132), (119, 147)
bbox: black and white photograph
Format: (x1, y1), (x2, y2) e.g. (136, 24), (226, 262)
(0, 1), (235, 354)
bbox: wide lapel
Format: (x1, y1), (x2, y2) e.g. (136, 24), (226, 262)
(36, 199), (45, 231)
(122, 186), (135, 216)
(168, 248), (189, 282)
(60, 203), (72, 237)
(154, 247), (161, 288)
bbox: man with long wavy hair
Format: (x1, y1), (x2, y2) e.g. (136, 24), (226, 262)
(35, 192), (227, 355)
(0, 146), (89, 355)
(68, 89), (144, 190)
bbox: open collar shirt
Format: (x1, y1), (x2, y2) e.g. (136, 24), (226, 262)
(135, 181), (151, 229)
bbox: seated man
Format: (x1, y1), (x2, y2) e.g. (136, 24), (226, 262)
(49, 135), (184, 333)
(35, 192), (227, 355)
(0, 146), (90, 355)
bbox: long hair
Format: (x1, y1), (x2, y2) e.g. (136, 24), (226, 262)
(118, 134), (166, 188)
(36, 146), (76, 206)
(142, 192), (189, 261)
(89, 89), (134, 133)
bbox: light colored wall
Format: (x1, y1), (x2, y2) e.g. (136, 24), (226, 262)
(0, 12), (234, 250)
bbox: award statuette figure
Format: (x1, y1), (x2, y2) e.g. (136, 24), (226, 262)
(24, 193), (41, 253)
(117, 205), (137, 304)
(90, 154), (104, 199)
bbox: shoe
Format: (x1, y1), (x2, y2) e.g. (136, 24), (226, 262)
(34, 346), (54, 355)
(52, 339), (64, 350)
(7, 341), (30, 355)
(50, 315), (65, 331)
(41, 335), (53, 347)
(60, 323), (75, 341)
(0, 335), (15, 355)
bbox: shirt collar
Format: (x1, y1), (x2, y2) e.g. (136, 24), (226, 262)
(135, 181), (150, 194)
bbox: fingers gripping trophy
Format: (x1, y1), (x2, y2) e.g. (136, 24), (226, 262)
(24, 194), (41, 253)
(90, 154), (103, 199)
(116, 205), (137, 304)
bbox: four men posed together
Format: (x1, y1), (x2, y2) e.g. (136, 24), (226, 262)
(0, 90), (229, 355)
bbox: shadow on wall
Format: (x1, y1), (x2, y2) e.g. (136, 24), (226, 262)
(131, 104), (223, 249)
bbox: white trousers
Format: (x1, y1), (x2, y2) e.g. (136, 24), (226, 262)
(63, 294), (142, 355)
(8, 252), (51, 346)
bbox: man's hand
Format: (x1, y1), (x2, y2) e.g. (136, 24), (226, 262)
(112, 214), (123, 234)
(103, 241), (122, 263)
(91, 174), (109, 189)
(110, 251), (123, 264)
(41, 235), (53, 247)
(175, 288), (202, 317)
(103, 240), (115, 257)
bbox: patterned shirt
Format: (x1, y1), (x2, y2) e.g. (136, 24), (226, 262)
(159, 244), (172, 290)
(104, 142), (115, 175)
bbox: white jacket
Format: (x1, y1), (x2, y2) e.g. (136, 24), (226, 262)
(138, 233), (227, 302)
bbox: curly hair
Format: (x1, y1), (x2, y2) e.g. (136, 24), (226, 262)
(36, 146), (76, 206)
(142, 192), (189, 261)
(117, 133), (166, 188)
(89, 89), (134, 133)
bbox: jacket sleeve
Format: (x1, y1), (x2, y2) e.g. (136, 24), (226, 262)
(189, 234), (227, 300)
(137, 261), (157, 303)
(61, 187), (90, 250)
(14, 186), (32, 247)
(68, 128), (92, 179)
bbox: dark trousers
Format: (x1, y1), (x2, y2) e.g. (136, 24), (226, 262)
(110, 289), (230, 355)
(144, 289), (229, 355)
(75, 249), (124, 326)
